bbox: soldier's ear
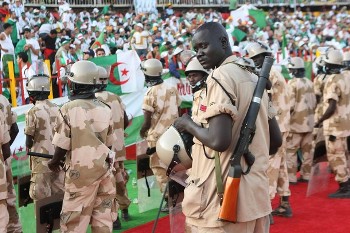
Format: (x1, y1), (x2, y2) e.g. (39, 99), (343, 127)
(220, 36), (228, 49)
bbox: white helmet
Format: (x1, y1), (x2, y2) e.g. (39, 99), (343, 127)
(245, 41), (271, 58)
(97, 66), (108, 81)
(288, 57), (305, 69)
(27, 76), (50, 92)
(156, 126), (194, 176)
(185, 58), (209, 76)
(236, 57), (256, 68)
(315, 47), (334, 66)
(173, 47), (184, 56)
(324, 50), (343, 66)
(179, 50), (196, 65)
(141, 59), (163, 77)
(68, 60), (99, 85)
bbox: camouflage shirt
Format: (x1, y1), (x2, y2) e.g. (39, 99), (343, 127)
(0, 110), (10, 200)
(323, 72), (350, 137)
(142, 82), (180, 142)
(268, 67), (290, 132)
(52, 98), (115, 191)
(95, 91), (126, 161)
(313, 73), (329, 122)
(25, 100), (59, 173)
(0, 94), (16, 128)
(288, 77), (316, 133)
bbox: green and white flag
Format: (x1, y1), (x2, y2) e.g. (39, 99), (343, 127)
(91, 51), (145, 95)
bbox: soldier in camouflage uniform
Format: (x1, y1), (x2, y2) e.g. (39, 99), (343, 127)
(140, 59), (180, 211)
(0, 94), (22, 233)
(24, 67), (64, 202)
(95, 66), (131, 229)
(286, 57), (316, 183)
(0, 110), (11, 232)
(315, 50), (350, 198)
(48, 61), (118, 232)
(246, 41), (292, 221)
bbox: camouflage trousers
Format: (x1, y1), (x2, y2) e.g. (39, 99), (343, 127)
(148, 141), (169, 194)
(29, 171), (65, 201)
(0, 199), (9, 232)
(325, 136), (350, 183)
(267, 132), (291, 199)
(5, 161), (22, 233)
(185, 215), (269, 233)
(60, 172), (118, 233)
(286, 132), (314, 182)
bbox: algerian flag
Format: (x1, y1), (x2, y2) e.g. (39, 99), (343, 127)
(91, 51), (145, 95)
(282, 32), (288, 59)
(248, 9), (266, 28)
(231, 27), (247, 42)
(102, 5), (109, 15)
(91, 31), (105, 49)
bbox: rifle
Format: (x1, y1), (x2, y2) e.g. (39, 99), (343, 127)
(218, 56), (274, 223)
(27, 151), (53, 159)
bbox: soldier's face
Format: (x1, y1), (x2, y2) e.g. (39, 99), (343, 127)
(192, 29), (224, 69)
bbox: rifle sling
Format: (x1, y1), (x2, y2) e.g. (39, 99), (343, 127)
(214, 151), (224, 204)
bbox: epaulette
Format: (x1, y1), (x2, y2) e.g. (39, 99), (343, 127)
(96, 99), (112, 109)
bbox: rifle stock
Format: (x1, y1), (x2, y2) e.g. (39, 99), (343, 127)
(218, 56), (274, 223)
(218, 165), (241, 222)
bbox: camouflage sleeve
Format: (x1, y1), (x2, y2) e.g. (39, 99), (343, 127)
(142, 90), (155, 113)
(24, 109), (36, 137)
(288, 81), (296, 113)
(203, 78), (238, 121)
(268, 100), (277, 120)
(313, 76), (322, 96)
(5, 104), (12, 127)
(105, 110), (116, 148)
(52, 108), (71, 151)
(324, 79), (340, 102)
(0, 114), (10, 145)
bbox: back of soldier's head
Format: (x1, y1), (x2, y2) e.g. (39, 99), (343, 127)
(96, 66), (108, 92)
(68, 60), (99, 98)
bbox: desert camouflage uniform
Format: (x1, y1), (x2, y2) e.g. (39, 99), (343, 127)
(314, 73), (329, 123)
(267, 67), (291, 199)
(24, 100), (64, 201)
(0, 110), (10, 232)
(95, 91), (131, 210)
(323, 72), (350, 183)
(0, 95), (22, 233)
(142, 82), (180, 192)
(286, 77), (316, 182)
(52, 98), (118, 233)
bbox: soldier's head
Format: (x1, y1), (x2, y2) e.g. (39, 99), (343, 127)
(245, 41), (272, 68)
(96, 66), (108, 92)
(288, 57), (305, 78)
(185, 57), (209, 93)
(235, 57), (256, 74)
(67, 60), (99, 99)
(27, 76), (50, 103)
(324, 50), (343, 74)
(141, 59), (163, 87)
(192, 22), (232, 70)
(342, 51), (350, 70)
(26, 61), (51, 103)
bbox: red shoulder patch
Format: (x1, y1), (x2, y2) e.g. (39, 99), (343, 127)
(200, 104), (207, 112)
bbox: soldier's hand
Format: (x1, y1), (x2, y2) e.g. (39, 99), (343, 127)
(48, 159), (62, 172)
(140, 128), (147, 139)
(174, 114), (192, 132)
(116, 181), (126, 196)
(123, 169), (130, 183)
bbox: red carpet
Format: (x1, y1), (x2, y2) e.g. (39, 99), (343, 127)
(125, 175), (350, 233)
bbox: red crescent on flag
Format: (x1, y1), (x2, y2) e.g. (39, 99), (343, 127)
(110, 62), (130, 85)
(12, 148), (29, 161)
